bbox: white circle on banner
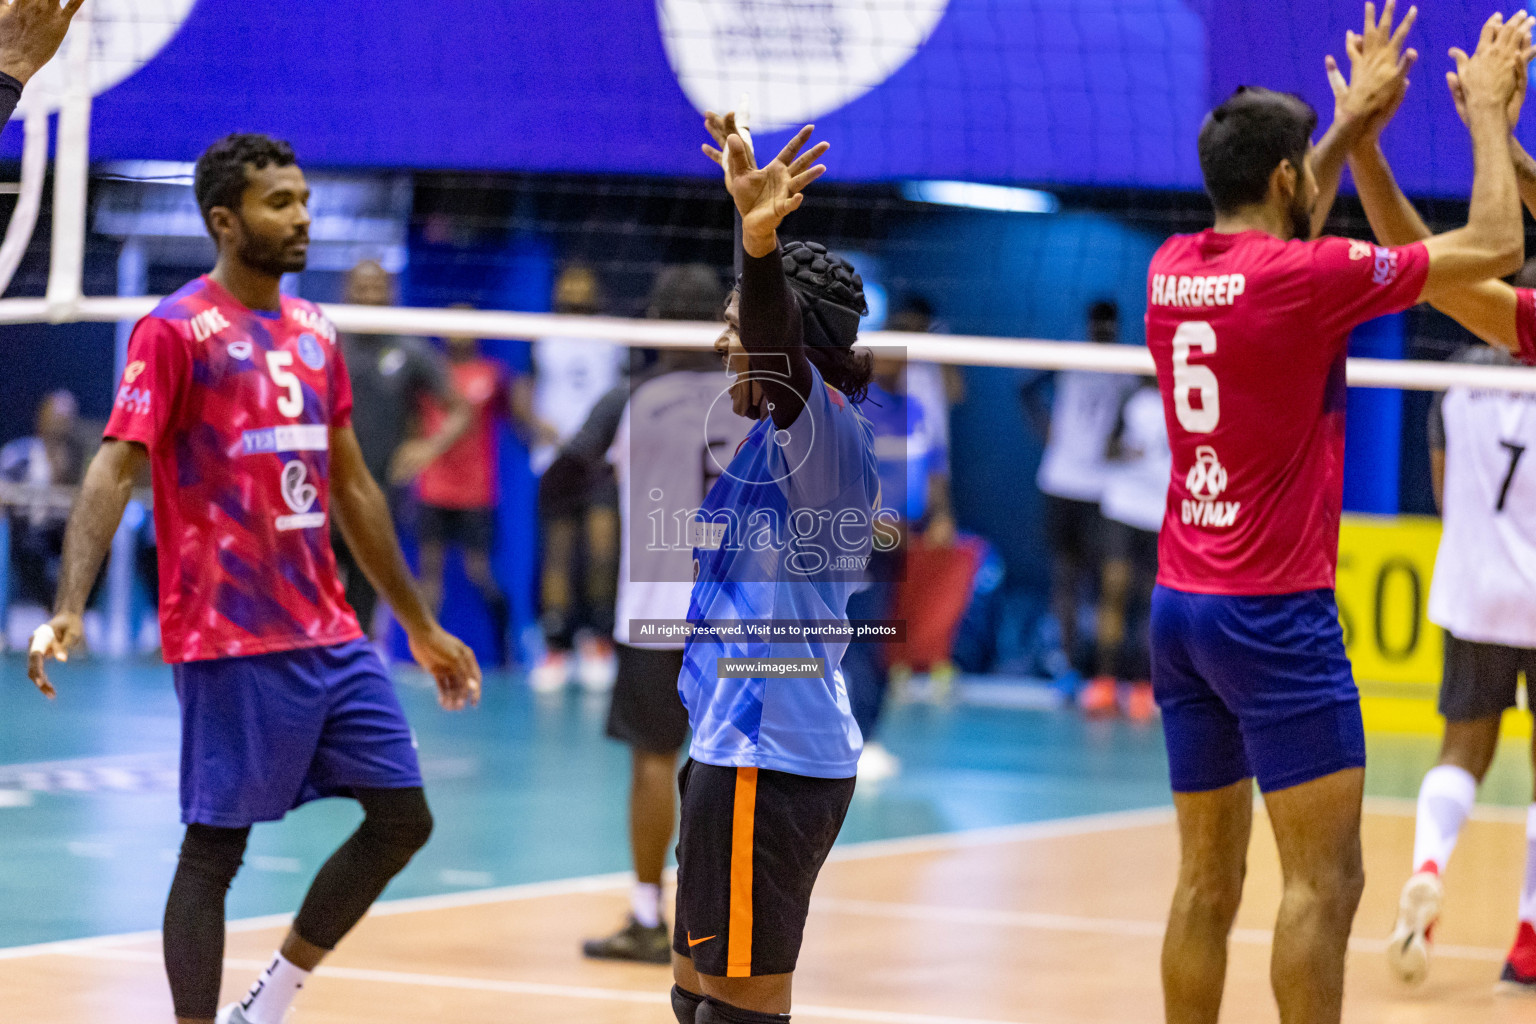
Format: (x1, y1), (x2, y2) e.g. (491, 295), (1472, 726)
(14, 0), (199, 118)
(658, 0), (950, 132)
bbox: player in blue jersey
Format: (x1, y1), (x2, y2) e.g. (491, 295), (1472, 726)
(666, 116), (881, 1024)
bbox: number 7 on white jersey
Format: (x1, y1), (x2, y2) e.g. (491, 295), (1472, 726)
(1172, 321), (1219, 433)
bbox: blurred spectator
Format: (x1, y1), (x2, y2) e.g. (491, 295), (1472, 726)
(844, 352), (954, 781)
(531, 265), (625, 691)
(581, 263), (738, 962)
(1, 390), (88, 605)
(886, 296), (963, 459)
(1088, 379), (1169, 720)
(1022, 300), (1135, 698)
(335, 259), (469, 635)
(416, 313), (518, 666)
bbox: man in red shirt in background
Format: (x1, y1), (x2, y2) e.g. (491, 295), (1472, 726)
(416, 323), (519, 666)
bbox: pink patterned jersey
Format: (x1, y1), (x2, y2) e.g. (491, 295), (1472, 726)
(105, 276), (363, 663)
(1146, 231), (1430, 595)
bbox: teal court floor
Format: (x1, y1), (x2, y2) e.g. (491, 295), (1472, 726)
(0, 652), (1532, 952)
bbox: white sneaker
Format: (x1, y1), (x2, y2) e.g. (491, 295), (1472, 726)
(529, 651), (572, 693)
(1388, 870), (1443, 985)
(857, 741), (901, 782)
(214, 1004), (251, 1024)
(576, 637), (617, 693)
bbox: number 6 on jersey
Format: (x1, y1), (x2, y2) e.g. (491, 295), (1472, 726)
(1172, 321), (1219, 433)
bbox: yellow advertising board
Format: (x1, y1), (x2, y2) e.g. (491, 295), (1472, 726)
(1336, 514), (1443, 688)
(1337, 513), (1530, 737)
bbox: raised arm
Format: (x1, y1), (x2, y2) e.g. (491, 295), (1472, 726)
(1415, 14), (1532, 296)
(27, 438), (146, 697)
(330, 424), (481, 709)
(703, 116), (829, 429)
(1311, 0), (1420, 238)
(0, 0), (84, 122)
(1338, 19), (1529, 355)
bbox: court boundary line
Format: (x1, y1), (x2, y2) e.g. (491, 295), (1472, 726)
(57, 946), (1046, 1024)
(3, 799), (1524, 963)
(0, 805), (1174, 960)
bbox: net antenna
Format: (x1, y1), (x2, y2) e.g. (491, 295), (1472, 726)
(733, 92), (753, 280)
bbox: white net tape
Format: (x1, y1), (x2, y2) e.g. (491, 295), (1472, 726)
(1, 297), (1529, 394)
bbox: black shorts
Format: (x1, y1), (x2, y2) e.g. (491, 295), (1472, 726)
(606, 644), (689, 753)
(1102, 518), (1158, 574)
(1044, 495), (1102, 564)
(1439, 631), (1536, 722)
(417, 505), (494, 551)
(672, 759), (855, 977)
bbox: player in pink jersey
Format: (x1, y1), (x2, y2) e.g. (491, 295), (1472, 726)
(1327, 16), (1536, 990)
(26, 134), (480, 1024)
(1146, 6), (1533, 1023)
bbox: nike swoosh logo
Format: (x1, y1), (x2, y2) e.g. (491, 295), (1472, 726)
(687, 933), (716, 947)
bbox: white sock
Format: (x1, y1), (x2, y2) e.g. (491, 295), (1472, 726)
(631, 882), (662, 929)
(1520, 804), (1536, 923)
(1411, 764), (1478, 875)
(240, 952), (309, 1024)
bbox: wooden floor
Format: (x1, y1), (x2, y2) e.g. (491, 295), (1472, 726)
(3, 801), (1531, 1023)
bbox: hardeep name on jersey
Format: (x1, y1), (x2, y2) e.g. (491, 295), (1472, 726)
(1151, 273), (1246, 308)
(189, 306), (232, 343)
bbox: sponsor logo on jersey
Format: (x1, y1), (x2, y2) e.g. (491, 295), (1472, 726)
(290, 307), (336, 342)
(241, 425), (330, 455)
(1181, 445), (1241, 528)
(688, 517), (729, 550)
(189, 306), (232, 343)
(296, 332), (325, 371)
(1151, 273), (1246, 308)
(275, 459), (326, 531)
(1348, 239), (1374, 261)
(114, 384), (150, 416)
(1371, 246), (1400, 286)
(227, 340), (254, 361)
(123, 360), (146, 384)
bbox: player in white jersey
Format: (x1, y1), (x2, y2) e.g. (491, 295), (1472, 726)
(1026, 300), (1135, 704)
(582, 340), (750, 963)
(1089, 380), (1171, 720)
(1382, 345), (1536, 989)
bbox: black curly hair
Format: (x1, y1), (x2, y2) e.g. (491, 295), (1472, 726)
(193, 133), (298, 235)
(779, 241), (874, 404)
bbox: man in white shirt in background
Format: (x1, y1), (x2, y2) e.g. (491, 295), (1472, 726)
(531, 263), (627, 690)
(1025, 300), (1134, 704)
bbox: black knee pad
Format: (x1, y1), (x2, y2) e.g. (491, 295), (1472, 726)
(177, 824), (250, 887)
(356, 786), (434, 864)
(671, 985), (705, 1024)
(697, 996), (790, 1024)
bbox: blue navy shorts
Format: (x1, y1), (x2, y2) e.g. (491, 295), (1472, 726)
(173, 637), (423, 827)
(1151, 585), (1365, 794)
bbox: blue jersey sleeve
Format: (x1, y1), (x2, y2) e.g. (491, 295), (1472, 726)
(770, 362), (878, 516)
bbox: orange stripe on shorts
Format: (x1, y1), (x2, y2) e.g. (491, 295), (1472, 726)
(726, 766), (758, 977)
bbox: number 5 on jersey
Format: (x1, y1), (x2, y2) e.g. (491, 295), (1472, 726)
(266, 351), (304, 418)
(1172, 321), (1218, 433)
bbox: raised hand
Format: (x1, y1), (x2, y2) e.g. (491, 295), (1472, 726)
(1452, 10), (1536, 118)
(703, 118), (829, 255)
(1325, 1), (1418, 144)
(0, 0), (85, 85)
(1447, 34), (1531, 131)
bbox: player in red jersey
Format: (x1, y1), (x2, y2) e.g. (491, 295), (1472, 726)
(26, 134), (480, 1024)
(1146, 6), (1532, 1023)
